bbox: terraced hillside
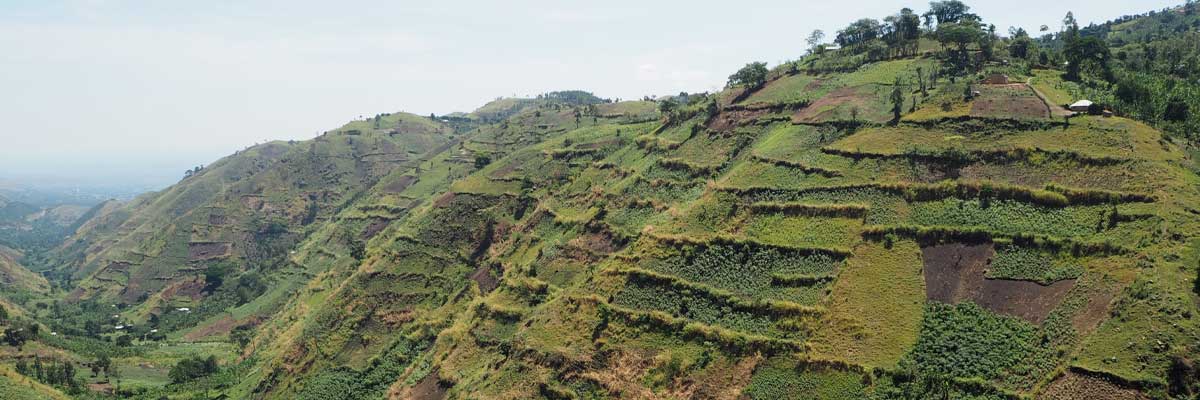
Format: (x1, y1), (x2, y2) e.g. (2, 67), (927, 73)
(213, 58), (1194, 399)
(1, 4), (1199, 399)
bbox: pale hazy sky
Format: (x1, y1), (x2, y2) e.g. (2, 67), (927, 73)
(0, 0), (1179, 188)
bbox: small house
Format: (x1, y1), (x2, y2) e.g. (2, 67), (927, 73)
(1069, 100), (1094, 112)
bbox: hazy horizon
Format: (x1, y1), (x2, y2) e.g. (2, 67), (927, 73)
(1, 0), (1180, 189)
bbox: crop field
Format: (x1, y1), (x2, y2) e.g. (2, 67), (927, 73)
(740, 74), (828, 106)
(8, 12), (1200, 397)
(635, 240), (844, 305)
(810, 241), (925, 368)
(734, 186), (908, 225)
(612, 278), (803, 340)
(906, 198), (1115, 238)
(904, 302), (1039, 381)
(743, 213), (862, 250)
(836, 57), (938, 87)
(903, 81), (974, 122)
(988, 244), (1084, 283)
(792, 84), (894, 124)
(969, 83), (1052, 120)
(743, 358), (867, 400)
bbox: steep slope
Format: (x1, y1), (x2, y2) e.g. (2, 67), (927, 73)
(224, 57), (1199, 399)
(44, 112), (465, 335)
(4, 5), (1200, 399)
(0, 245), (50, 296)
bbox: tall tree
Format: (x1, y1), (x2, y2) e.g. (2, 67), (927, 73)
(806, 29), (826, 54)
(925, 1), (971, 26)
(727, 62), (769, 88)
(891, 77), (906, 123)
(836, 18), (883, 46)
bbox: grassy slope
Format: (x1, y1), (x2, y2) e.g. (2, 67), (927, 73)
(4, 46), (1198, 400)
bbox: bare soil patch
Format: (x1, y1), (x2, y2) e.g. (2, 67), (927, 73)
(188, 242), (232, 261)
(793, 85), (888, 124)
(183, 314), (262, 341)
(207, 213), (228, 226)
(382, 175), (417, 193)
(469, 263), (499, 294)
(1039, 370), (1146, 400)
(921, 243), (1075, 324)
(708, 108), (769, 132)
(160, 277), (206, 302)
(1072, 285), (1119, 335)
(241, 195), (265, 211)
(489, 160), (523, 179)
(970, 83), (1051, 120)
(433, 192), (457, 208)
(362, 218), (391, 240)
(400, 369), (449, 400)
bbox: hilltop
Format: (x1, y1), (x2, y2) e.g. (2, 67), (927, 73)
(0, 2), (1199, 399)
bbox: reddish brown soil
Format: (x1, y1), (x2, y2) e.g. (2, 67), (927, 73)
(576, 138), (621, 150)
(382, 175), (417, 193)
(981, 74), (1010, 84)
(404, 370), (449, 400)
(104, 261), (133, 273)
(433, 192), (457, 208)
(241, 195), (265, 211)
(362, 218), (391, 240)
(921, 243), (1075, 324)
(208, 213), (228, 225)
(188, 242), (232, 261)
(1039, 370), (1146, 400)
(793, 86), (885, 123)
(708, 108), (769, 132)
(568, 229), (620, 255)
(489, 160), (522, 179)
(183, 314), (262, 341)
(1072, 286), (1119, 335)
(469, 264), (499, 294)
(160, 277), (206, 302)
(970, 84), (1051, 120)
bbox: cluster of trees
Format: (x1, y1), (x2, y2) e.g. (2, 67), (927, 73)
(3, 320), (38, 348)
(15, 356), (80, 391)
(182, 165), (205, 179)
(813, 1), (995, 70)
(168, 355), (220, 383)
(1037, 5), (1200, 141)
(726, 62), (769, 89)
(536, 90), (607, 105)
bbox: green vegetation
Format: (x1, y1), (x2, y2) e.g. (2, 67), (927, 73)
(0, 2), (1196, 399)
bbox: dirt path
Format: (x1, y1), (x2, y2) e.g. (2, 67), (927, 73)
(1026, 78), (1073, 118)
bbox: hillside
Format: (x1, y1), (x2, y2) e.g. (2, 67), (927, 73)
(1, 2), (1199, 400)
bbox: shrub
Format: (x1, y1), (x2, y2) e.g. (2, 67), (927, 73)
(168, 355), (220, 383)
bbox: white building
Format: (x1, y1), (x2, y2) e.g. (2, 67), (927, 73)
(1069, 100), (1094, 112)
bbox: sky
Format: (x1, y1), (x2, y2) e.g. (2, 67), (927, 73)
(0, 0), (1180, 189)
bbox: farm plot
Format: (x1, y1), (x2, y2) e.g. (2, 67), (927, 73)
(969, 83), (1051, 120)
(612, 278), (804, 340)
(921, 243), (1075, 324)
(793, 85), (894, 124)
(810, 240), (926, 368)
(740, 73), (831, 106)
(742, 213), (862, 251)
(742, 357), (867, 400)
(637, 240), (845, 305)
(907, 198), (1115, 238)
(733, 186), (908, 226)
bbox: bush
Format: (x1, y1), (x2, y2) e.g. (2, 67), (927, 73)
(474, 154), (492, 169)
(728, 62), (769, 88)
(168, 355), (220, 383)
